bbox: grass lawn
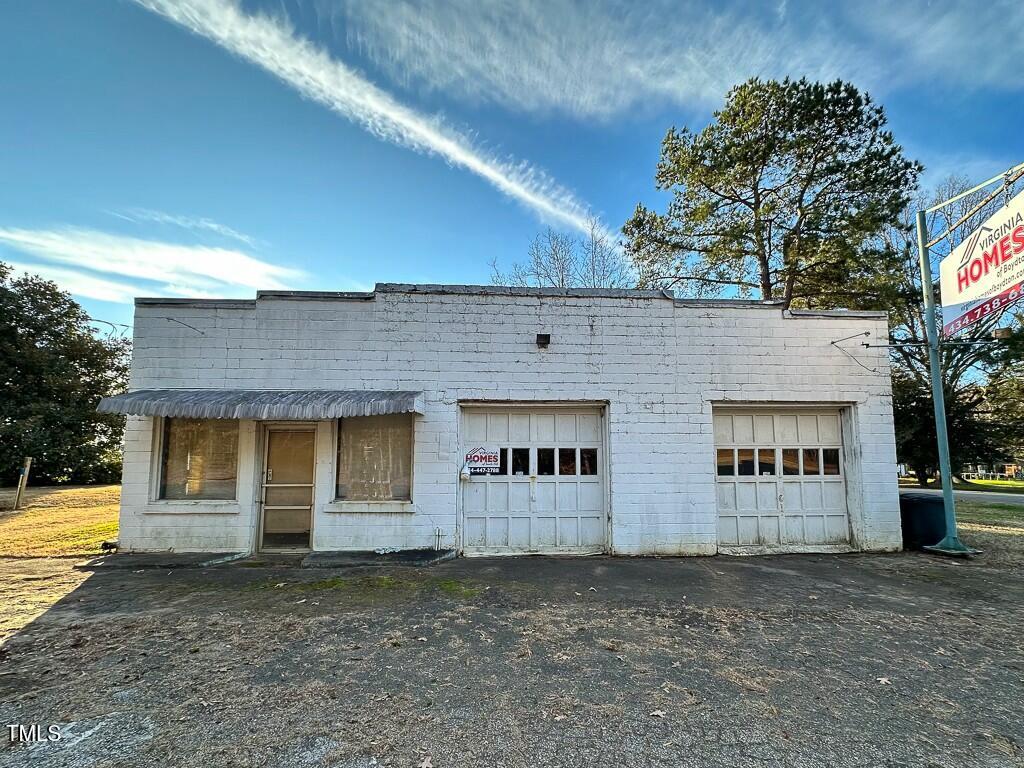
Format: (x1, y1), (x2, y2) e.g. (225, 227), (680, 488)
(0, 485), (119, 557)
(952, 499), (1024, 567)
(898, 477), (1024, 494)
(958, 500), (1024, 526)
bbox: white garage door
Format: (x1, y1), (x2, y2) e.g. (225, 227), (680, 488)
(461, 407), (605, 554)
(714, 409), (850, 548)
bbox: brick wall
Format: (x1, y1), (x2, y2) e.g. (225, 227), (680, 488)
(118, 285), (900, 554)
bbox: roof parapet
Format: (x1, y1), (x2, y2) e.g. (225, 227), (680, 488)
(133, 284), (886, 318)
(374, 283), (671, 300)
(134, 298), (256, 308)
(786, 309), (888, 319)
(256, 290), (375, 301)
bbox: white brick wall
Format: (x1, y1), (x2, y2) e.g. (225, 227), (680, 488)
(118, 285), (901, 555)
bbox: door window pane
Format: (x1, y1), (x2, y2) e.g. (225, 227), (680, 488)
(716, 449), (735, 476)
(758, 448), (776, 476)
(558, 448), (577, 475)
(580, 448), (598, 476)
(511, 448), (530, 475)
(160, 418), (238, 500)
(823, 448), (841, 475)
(537, 448), (555, 475)
(737, 448), (755, 476)
(782, 449), (800, 476)
(337, 414), (413, 500)
(496, 447), (508, 476)
(264, 486), (313, 506)
(266, 431), (314, 484)
(802, 448), (820, 475)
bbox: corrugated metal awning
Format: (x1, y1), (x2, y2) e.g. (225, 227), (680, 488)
(97, 389), (424, 420)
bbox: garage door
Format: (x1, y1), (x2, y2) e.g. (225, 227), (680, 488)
(714, 410), (850, 548)
(461, 407), (605, 554)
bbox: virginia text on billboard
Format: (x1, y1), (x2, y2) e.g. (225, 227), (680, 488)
(939, 188), (1024, 337)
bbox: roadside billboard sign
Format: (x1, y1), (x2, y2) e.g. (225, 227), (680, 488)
(939, 188), (1024, 337)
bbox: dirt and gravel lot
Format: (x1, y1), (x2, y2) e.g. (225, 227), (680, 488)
(1, 548), (1023, 768)
(2, 487), (1023, 767)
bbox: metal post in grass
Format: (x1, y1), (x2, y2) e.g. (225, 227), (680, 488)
(12, 456), (32, 511)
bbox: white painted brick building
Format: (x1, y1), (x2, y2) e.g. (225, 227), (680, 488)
(104, 284), (902, 556)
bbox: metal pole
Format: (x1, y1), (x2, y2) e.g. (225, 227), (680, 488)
(12, 457), (32, 512)
(915, 212), (974, 555)
(924, 159), (1024, 213)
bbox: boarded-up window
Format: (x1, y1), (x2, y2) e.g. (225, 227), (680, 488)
(160, 418), (238, 500)
(336, 414), (413, 501)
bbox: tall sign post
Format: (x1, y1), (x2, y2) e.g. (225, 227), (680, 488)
(916, 161), (1024, 555)
(915, 213), (971, 554)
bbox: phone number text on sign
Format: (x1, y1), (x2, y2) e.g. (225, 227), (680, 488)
(943, 281), (1024, 336)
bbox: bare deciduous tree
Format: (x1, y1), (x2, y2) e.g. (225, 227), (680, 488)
(490, 218), (634, 289)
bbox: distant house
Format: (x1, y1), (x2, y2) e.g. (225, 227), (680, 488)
(99, 284), (902, 556)
(961, 463), (1023, 480)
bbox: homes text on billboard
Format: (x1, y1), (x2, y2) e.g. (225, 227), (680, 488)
(939, 188), (1024, 337)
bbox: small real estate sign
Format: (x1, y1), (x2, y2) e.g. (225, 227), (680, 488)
(465, 446), (501, 475)
(939, 188), (1024, 337)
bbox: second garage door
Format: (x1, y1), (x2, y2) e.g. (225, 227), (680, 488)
(461, 407), (605, 555)
(714, 409), (851, 548)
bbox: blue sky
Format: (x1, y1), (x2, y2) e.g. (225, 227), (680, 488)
(1, 0), (1021, 329)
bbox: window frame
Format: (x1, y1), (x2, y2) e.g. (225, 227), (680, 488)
(333, 412), (416, 503)
(154, 416), (241, 502)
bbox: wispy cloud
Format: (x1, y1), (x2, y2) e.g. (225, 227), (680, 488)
(856, 1), (1024, 93)
(320, 0), (866, 119)
(4, 260), (141, 304)
(110, 208), (259, 247)
(319, 0), (1023, 120)
(0, 226), (302, 302)
(133, 0), (602, 236)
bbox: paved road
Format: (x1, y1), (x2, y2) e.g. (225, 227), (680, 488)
(900, 487), (1024, 506)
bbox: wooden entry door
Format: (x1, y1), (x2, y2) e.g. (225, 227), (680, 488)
(260, 428), (315, 550)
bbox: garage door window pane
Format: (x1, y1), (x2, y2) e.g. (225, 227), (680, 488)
(511, 448), (530, 475)
(802, 448), (820, 475)
(823, 449), (841, 475)
(337, 414), (413, 500)
(558, 448), (576, 475)
(497, 448), (508, 476)
(737, 448), (755, 476)
(537, 448), (555, 475)
(160, 418), (238, 500)
(758, 449), (776, 476)
(580, 448), (598, 476)
(716, 449), (734, 476)
(782, 449), (800, 475)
